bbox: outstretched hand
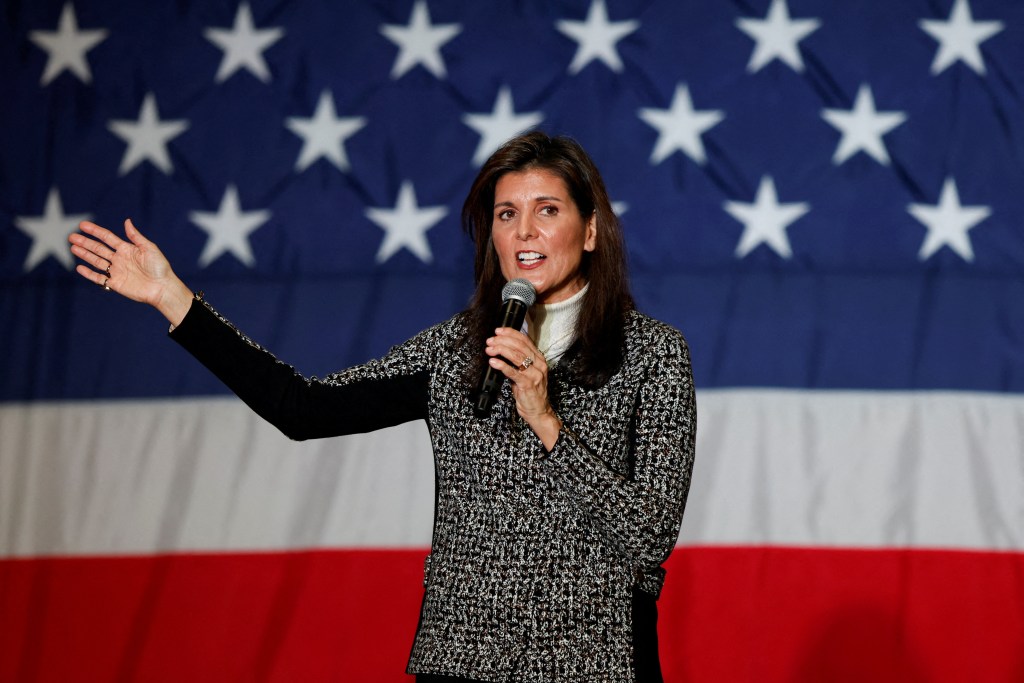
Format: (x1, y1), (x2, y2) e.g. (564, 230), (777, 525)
(68, 219), (194, 326)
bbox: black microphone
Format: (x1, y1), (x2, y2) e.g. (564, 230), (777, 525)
(473, 278), (537, 417)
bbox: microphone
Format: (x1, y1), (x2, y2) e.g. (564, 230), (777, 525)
(473, 278), (537, 417)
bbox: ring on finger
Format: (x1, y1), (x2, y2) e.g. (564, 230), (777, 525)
(101, 277), (111, 292)
(520, 356), (534, 371)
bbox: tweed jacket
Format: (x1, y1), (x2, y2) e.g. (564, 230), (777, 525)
(171, 297), (696, 683)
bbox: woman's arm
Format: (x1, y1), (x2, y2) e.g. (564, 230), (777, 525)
(171, 299), (430, 440)
(69, 219), (432, 439)
(541, 329), (696, 574)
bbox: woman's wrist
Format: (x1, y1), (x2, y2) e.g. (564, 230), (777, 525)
(528, 407), (562, 452)
(156, 278), (196, 327)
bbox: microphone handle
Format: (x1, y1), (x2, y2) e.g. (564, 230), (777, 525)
(473, 298), (529, 417)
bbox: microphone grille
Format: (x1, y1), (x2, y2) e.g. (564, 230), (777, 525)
(502, 278), (536, 307)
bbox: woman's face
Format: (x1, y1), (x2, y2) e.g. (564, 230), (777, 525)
(491, 168), (597, 305)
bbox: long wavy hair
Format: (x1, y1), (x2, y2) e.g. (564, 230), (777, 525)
(461, 131), (634, 390)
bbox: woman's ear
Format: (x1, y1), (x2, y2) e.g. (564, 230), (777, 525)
(584, 211), (597, 252)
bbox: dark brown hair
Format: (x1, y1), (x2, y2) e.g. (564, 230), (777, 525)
(461, 131), (634, 389)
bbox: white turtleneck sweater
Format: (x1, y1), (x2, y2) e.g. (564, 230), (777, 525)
(526, 283), (588, 365)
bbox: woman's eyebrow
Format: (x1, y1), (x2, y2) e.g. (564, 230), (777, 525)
(494, 195), (564, 209)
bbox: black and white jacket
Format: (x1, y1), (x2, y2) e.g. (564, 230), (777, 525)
(171, 297), (696, 683)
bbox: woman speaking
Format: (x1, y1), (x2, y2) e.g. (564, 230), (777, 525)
(69, 131), (696, 683)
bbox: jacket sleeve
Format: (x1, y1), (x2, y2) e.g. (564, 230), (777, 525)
(541, 327), (696, 578)
(169, 297), (431, 440)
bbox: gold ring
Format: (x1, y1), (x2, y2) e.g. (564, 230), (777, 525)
(102, 277), (111, 291)
(520, 356), (534, 371)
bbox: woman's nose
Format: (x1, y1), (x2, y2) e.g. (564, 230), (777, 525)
(515, 215), (535, 240)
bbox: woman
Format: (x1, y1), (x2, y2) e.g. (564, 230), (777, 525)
(68, 132), (696, 683)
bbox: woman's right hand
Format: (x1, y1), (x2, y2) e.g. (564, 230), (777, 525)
(68, 218), (195, 326)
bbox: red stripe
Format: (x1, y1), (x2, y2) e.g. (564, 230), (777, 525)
(660, 547), (1024, 683)
(0, 550), (427, 683)
(2, 548), (1021, 682)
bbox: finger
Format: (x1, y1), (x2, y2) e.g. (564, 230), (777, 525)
(490, 328), (538, 354)
(485, 337), (534, 369)
(493, 327), (543, 357)
(488, 354), (542, 385)
(78, 220), (127, 254)
(487, 356), (522, 380)
(124, 218), (152, 246)
(74, 225), (121, 262)
(491, 341), (545, 372)
(68, 230), (117, 262)
(69, 242), (114, 273)
(75, 264), (108, 288)
(493, 326), (535, 344)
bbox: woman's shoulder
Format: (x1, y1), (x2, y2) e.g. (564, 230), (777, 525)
(622, 309), (690, 358)
(624, 309), (687, 342)
(423, 309), (471, 336)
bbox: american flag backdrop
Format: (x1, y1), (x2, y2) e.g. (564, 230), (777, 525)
(2, 0), (1023, 680)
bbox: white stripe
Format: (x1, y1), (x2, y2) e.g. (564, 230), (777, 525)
(1, 390), (1021, 557)
(0, 397), (435, 555)
(680, 389), (1023, 550)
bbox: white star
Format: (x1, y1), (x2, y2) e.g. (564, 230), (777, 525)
(724, 176), (810, 259)
(285, 90), (367, 172)
(462, 87), (543, 166)
(555, 0), (640, 74)
(919, 0), (1004, 76)
(14, 188), (90, 271)
(821, 84), (907, 166)
(736, 0), (821, 73)
(28, 3), (108, 85)
(908, 178), (991, 262)
(365, 182), (448, 264)
(204, 2), (284, 83)
(107, 93), (189, 175)
(638, 83), (724, 165)
(189, 185), (271, 267)
(380, 1), (461, 80)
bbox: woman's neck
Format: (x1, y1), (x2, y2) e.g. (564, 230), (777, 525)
(529, 284), (588, 364)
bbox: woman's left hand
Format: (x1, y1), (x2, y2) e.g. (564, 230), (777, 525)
(486, 327), (562, 450)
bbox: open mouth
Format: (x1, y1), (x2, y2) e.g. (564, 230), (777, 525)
(517, 251), (546, 266)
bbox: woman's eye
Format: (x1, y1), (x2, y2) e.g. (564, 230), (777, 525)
(497, 209), (515, 221)
(540, 205), (557, 216)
